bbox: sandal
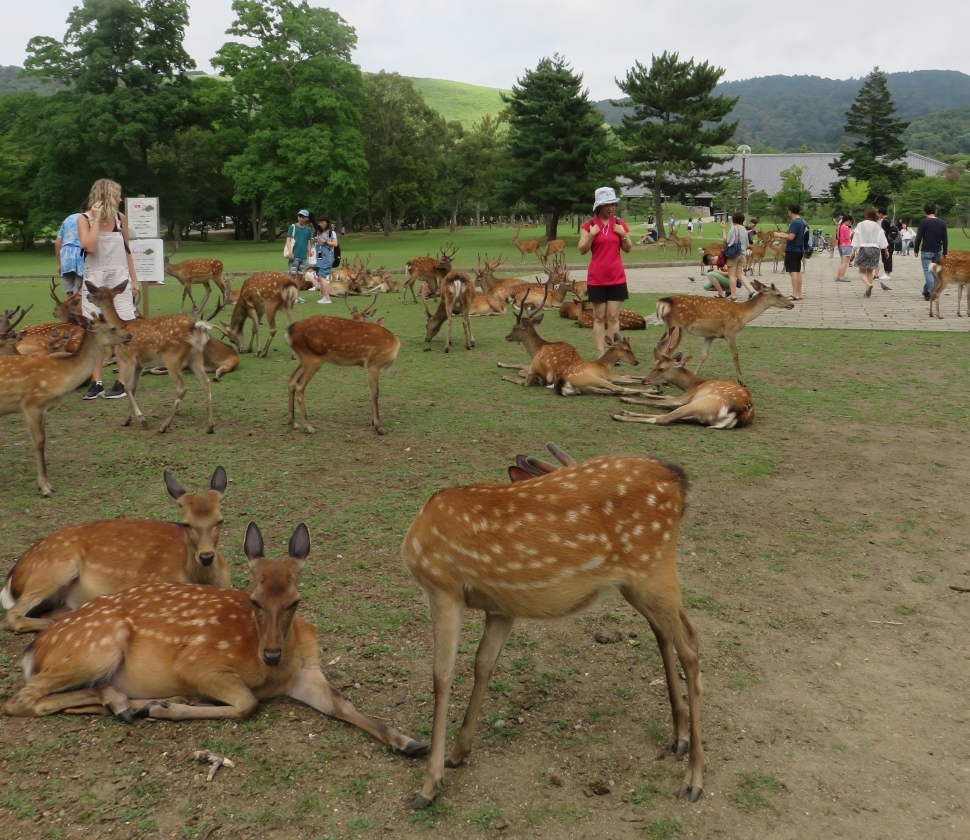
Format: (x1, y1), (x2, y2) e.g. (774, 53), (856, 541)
(864, 285), (873, 298)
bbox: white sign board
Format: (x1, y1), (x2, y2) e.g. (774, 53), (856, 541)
(125, 197), (160, 240)
(129, 238), (165, 285)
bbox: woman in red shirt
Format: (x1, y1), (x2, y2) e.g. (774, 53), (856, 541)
(578, 187), (633, 355)
(835, 214), (853, 282)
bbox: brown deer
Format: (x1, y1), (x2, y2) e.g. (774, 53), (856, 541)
(1, 467), (231, 633)
(542, 238), (566, 258)
(285, 314), (400, 435)
(473, 252), (511, 293)
(640, 235), (667, 253)
(497, 292), (581, 387)
(510, 227), (542, 262)
(0, 313), (132, 496)
(3, 520), (428, 765)
(929, 251), (970, 318)
(0, 306), (31, 355)
(144, 298), (238, 382)
(404, 443), (703, 809)
(402, 244), (458, 303)
(576, 301), (647, 330)
(559, 297), (584, 321)
(744, 242), (767, 275)
(613, 351), (755, 428)
(673, 233), (693, 259)
(422, 270), (476, 353)
(344, 294), (383, 324)
(164, 242), (226, 315)
(86, 281), (214, 434)
(552, 334), (642, 395)
(655, 281), (795, 386)
(13, 284), (84, 357)
(766, 241), (785, 272)
(223, 271), (299, 357)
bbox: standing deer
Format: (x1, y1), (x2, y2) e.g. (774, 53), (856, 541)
(0, 313), (131, 496)
(285, 314), (400, 435)
(673, 233), (693, 259)
(85, 282), (214, 434)
(766, 241), (785, 272)
(422, 269), (476, 353)
(929, 251), (970, 318)
(404, 443), (703, 809)
(402, 244), (458, 303)
(223, 271), (299, 356)
(743, 243), (767, 275)
(542, 238), (566, 258)
(3, 520), (428, 764)
(654, 281), (795, 386)
(613, 351), (754, 428)
(510, 227), (542, 262)
(164, 242), (226, 315)
(1, 467), (231, 632)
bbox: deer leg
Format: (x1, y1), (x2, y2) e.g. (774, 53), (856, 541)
(496, 362), (531, 370)
(693, 337), (716, 377)
(288, 667), (426, 755)
(246, 309), (259, 353)
(136, 674), (260, 721)
(366, 364), (387, 435)
(24, 406), (54, 497)
(187, 349), (215, 434)
(158, 361), (188, 434)
(121, 363), (148, 429)
(447, 612), (514, 769)
(1, 559), (80, 632)
(4, 688), (112, 718)
(258, 312), (278, 357)
(724, 335), (745, 387)
(180, 284), (193, 315)
(620, 395), (691, 407)
(444, 312), (453, 354)
(287, 362), (304, 430)
(293, 358), (323, 434)
(462, 312), (474, 349)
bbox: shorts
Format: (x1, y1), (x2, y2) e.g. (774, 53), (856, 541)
(587, 283), (629, 303)
(62, 271), (83, 295)
(288, 258), (309, 275)
(838, 246), (853, 257)
(783, 252), (803, 273)
(725, 255), (744, 267)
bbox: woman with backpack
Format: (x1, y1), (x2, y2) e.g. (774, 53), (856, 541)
(850, 207), (889, 298)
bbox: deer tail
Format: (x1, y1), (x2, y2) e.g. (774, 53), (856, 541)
(553, 378), (566, 396)
(0, 566), (15, 609)
(191, 321), (211, 351)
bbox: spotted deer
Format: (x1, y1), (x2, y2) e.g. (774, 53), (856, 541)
(510, 227), (542, 262)
(402, 244), (458, 303)
(497, 291), (582, 386)
(552, 334), (642, 395)
(576, 301), (647, 330)
(929, 251), (970, 318)
(3, 521), (428, 763)
(0, 306), (31, 355)
(404, 442), (703, 809)
(542, 238), (566, 258)
(223, 271), (299, 357)
(12, 284), (85, 357)
(1, 467), (231, 632)
(164, 242), (226, 315)
(422, 269), (476, 353)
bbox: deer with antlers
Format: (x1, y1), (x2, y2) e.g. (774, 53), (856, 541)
(422, 269), (476, 353)
(223, 271), (299, 357)
(672, 233), (693, 259)
(510, 227), (543, 262)
(0, 306), (32, 355)
(12, 284), (85, 357)
(164, 242), (226, 315)
(402, 244), (459, 303)
(1, 467), (231, 632)
(613, 350), (755, 428)
(655, 281), (794, 387)
(929, 251), (970, 318)
(85, 281), (214, 433)
(3, 521), (429, 763)
(0, 313), (132, 496)
(405, 442), (703, 809)
(285, 312), (400, 435)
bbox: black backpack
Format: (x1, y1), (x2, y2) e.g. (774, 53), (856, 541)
(332, 244), (341, 268)
(802, 225), (814, 259)
(886, 220), (899, 244)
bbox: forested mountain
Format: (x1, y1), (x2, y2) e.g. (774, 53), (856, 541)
(0, 65), (61, 96)
(904, 105), (970, 155)
(594, 70), (970, 153)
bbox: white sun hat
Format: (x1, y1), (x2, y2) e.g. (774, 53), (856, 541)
(592, 187), (620, 212)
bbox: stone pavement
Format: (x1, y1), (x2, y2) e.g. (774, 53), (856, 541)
(579, 252), (970, 331)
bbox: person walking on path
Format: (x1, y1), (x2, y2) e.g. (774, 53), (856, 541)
(719, 212), (756, 300)
(850, 207), (888, 298)
(835, 214), (853, 282)
(769, 203), (807, 301)
(899, 221), (915, 256)
(578, 187), (633, 356)
(877, 208), (897, 283)
(312, 217), (338, 304)
(55, 210), (86, 296)
(913, 203), (948, 301)
(285, 209), (314, 303)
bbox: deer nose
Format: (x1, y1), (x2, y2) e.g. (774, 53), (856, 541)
(199, 552), (215, 566)
(263, 649), (282, 666)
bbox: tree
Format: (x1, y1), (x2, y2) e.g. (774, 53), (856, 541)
(614, 51), (738, 226)
(831, 67), (910, 206)
(439, 115), (503, 232)
(496, 55), (606, 240)
(772, 165), (809, 222)
(839, 177), (870, 214)
(746, 190), (771, 222)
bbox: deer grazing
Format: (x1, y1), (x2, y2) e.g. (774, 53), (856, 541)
(613, 351), (755, 428)
(402, 244), (458, 303)
(1, 467), (231, 632)
(3, 520), (429, 763)
(510, 227), (543, 262)
(164, 242), (226, 315)
(929, 251), (970, 318)
(422, 269), (476, 353)
(655, 281), (795, 386)
(223, 271), (299, 356)
(86, 281), (214, 434)
(404, 442), (703, 809)
(285, 313), (400, 435)
(542, 238), (566, 258)
(0, 313), (131, 496)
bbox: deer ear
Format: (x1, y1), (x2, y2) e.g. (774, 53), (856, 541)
(613, 333), (621, 342)
(244, 521), (264, 564)
(533, 313), (544, 324)
(210, 466), (228, 494)
(84, 280), (98, 295)
(288, 523), (311, 562)
(164, 470), (186, 500)
(112, 279), (129, 295)
(508, 466), (532, 483)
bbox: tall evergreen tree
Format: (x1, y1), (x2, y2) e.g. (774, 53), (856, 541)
(614, 52), (738, 225)
(831, 67), (910, 206)
(496, 55), (607, 240)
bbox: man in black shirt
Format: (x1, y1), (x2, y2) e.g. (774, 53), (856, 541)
(876, 208), (896, 282)
(913, 203), (948, 300)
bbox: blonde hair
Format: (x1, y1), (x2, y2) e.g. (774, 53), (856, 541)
(86, 179), (122, 224)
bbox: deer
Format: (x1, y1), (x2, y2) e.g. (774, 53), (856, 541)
(673, 233), (693, 259)
(0, 306), (31, 355)
(640, 235), (667, 253)
(1, 467), (231, 633)
(559, 296), (584, 321)
(542, 238), (566, 258)
(422, 270), (476, 353)
(344, 294), (384, 324)
(403, 244), (458, 303)
(576, 301), (647, 330)
(511, 227), (543, 262)
(3, 520), (429, 764)
(497, 292), (582, 387)
(551, 334), (643, 395)
(13, 285), (85, 357)
(613, 350), (755, 428)
(144, 298), (238, 382)
(743, 242), (767, 276)
(164, 242), (226, 315)
(654, 281), (795, 387)
(0, 313), (132, 496)
(766, 241), (785, 272)
(85, 281), (214, 434)
(223, 271), (299, 357)
(285, 313), (400, 435)
(404, 442), (703, 810)
(929, 251), (970, 318)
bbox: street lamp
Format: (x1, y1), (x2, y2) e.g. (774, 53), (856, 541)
(737, 144), (751, 215)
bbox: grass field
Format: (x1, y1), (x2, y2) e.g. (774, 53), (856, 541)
(408, 78), (509, 128)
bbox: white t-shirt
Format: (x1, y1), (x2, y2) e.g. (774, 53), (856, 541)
(851, 219), (888, 249)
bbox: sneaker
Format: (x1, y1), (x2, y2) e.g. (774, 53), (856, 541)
(82, 381), (104, 400)
(103, 381), (126, 399)
(877, 274), (890, 281)
(835, 277), (850, 282)
(295, 296), (306, 304)
(317, 298), (332, 304)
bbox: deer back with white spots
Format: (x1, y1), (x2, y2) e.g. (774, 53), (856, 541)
(224, 271), (299, 357)
(164, 242), (226, 316)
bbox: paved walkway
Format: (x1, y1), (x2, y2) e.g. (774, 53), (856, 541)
(582, 252), (969, 331)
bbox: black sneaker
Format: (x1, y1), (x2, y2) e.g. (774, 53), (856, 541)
(103, 381), (126, 399)
(82, 382), (104, 400)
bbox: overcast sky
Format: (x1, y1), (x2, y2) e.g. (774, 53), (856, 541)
(5, 1), (969, 100)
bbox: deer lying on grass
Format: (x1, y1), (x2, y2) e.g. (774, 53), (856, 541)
(552, 334), (642, 395)
(1, 467), (230, 632)
(0, 313), (131, 496)
(164, 242), (226, 315)
(613, 351), (754, 428)
(422, 270), (476, 352)
(345, 294), (384, 324)
(402, 244), (458, 303)
(223, 271), (299, 357)
(0, 306), (31, 355)
(929, 251), (970, 318)
(3, 521), (429, 763)
(86, 281), (214, 434)
(654, 281), (794, 387)
(576, 301), (647, 330)
(511, 227), (542, 262)
(405, 442), (703, 809)
(285, 312), (400, 435)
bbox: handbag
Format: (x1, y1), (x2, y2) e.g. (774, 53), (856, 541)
(723, 231), (743, 259)
(283, 224), (294, 260)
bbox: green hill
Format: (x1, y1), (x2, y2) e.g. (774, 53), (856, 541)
(408, 77), (509, 128)
(904, 105), (970, 155)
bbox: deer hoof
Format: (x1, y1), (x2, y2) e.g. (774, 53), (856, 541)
(669, 737), (689, 757)
(113, 707), (135, 725)
(677, 782), (703, 803)
(376, 426), (388, 436)
(410, 792), (435, 811)
(206, 425), (215, 435)
(303, 424), (316, 435)
(42, 487), (57, 498)
(403, 740), (429, 758)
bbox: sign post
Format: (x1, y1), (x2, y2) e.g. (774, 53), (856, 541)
(125, 196), (163, 316)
